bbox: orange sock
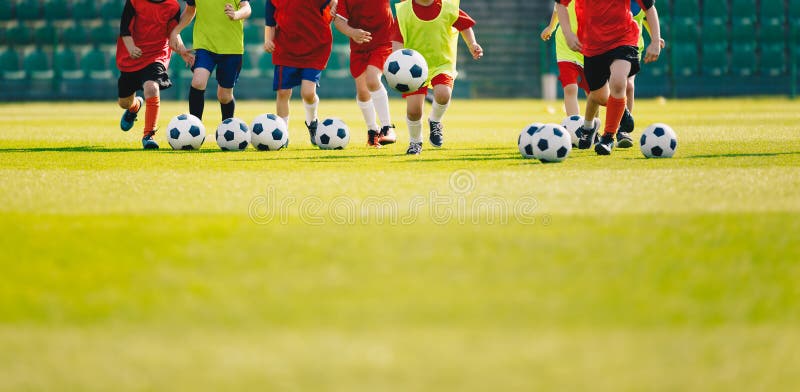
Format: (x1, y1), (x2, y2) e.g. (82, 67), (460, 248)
(604, 96), (627, 135)
(129, 97), (142, 113)
(143, 96), (160, 137)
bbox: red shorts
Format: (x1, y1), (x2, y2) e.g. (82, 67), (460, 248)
(350, 44), (393, 78)
(402, 73), (455, 98)
(557, 61), (590, 94)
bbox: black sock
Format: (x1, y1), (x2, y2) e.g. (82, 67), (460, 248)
(189, 87), (205, 120)
(220, 98), (235, 121)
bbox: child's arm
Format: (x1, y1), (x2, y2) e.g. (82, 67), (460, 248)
(540, 6), (558, 41)
(333, 15), (372, 45)
(225, 0), (251, 21)
(555, 2), (580, 52)
(643, 19), (666, 50)
(119, 0), (141, 58)
(263, 0), (276, 52)
(170, 4), (196, 54)
(642, 3), (661, 63)
(460, 27), (483, 60)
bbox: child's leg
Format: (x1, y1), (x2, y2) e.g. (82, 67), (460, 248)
(355, 71), (379, 131)
(276, 89), (292, 126)
(365, 65), (391, 128)
(563, 83), (580, 116)
(406, 93), (425, 143)
(217, 87), (235, 120)
(603, 59), (631, 135)
(118, 94), (137, 111)
(142, 80), (160, 137)
(189, 68), (212, 120)
(429, 84), (452, 122)
(300, 80), (318, 126)
(626, 75), (636, 112)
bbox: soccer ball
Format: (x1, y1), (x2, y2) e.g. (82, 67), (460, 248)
(560, 115), (583, 146)
(531, 123), (572, 163)
(640, 123), (677, 158)
(383, 49), (429, 93)
(167, 113), (205, 150)
(250, 113), (288, 151)
(315, 118), (350, 150)
(215, 117), (250, 151)
(517, 122), (544, 159)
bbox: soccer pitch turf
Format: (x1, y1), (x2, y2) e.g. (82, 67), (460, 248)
(1, 98), (799, 390)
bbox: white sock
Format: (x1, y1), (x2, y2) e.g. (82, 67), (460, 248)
(429, 101), (449, 122)
(370, 85), (391, 127)
(304, 95), (319, 125)
(583, 117), (594, 129)
(281, 116), (290, 130)
(407, 117), (422, 144)
(357, 99), (379, 131)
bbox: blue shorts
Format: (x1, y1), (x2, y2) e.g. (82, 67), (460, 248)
(273, 65), (322, 91)
(192, 49), (242, 89)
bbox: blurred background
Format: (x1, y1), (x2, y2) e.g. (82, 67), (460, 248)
(0, 0), (798, 101)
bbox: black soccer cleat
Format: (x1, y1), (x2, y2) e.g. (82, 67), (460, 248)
(428, 120), (444, 147)
(616, 131), (634, 148)
(576, 121), (599, 150)
(306, 119), (318, 146)
(618, 107), (634, 133)
(594, 133), (615, 155)
(406, 141), (422, 155)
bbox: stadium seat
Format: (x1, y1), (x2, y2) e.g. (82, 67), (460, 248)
(24, 46), (53, 79)
(257, 51), (274, 78)
(89, 22), (117, 46)
(760, 43), (786, 76)
(731, 43), (757, 76)
(82, 45), (112, 79)
(0, 46), (24, 79)
(730, 0), (756, 18)
(71, 0), (98, 21)
(33, 23), (58, 46)
(15, 0), (41, 21)
(671, 17), (699, 42)
(671, 0), (698, 18)
(671, 42), (698, 77)
(62, 23), (88, 46)
(0, 0), (14, 21)
(250, 1), (264, 19)
(760, 1), (785, 20)
(701, 17), (728, 45)
(701, 43), (728, 76)
(243, 22), (263, 45)
(54, 45), (83, 79)
(43, 0), (70, 20)
(791, 0), (800, 24)
(100, 0), (122, 21)
(239, 51), (258, 78)
(730, 17), (756, 43)
(326, 44), (349, 79)
(7, 23), (33, 46)
(701, 2), (728, 23)
(759, 17), (786, 43)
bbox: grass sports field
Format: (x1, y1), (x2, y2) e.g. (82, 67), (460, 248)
(1, 98), (799, 390)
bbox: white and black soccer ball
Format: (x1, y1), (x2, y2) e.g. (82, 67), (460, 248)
(215, 117), (250, 151)
(561, 115), (583, 147)
(315, 118), (350, 150)
(531, 123), (572, 163)
(167, 113), (205, 150)
(383, 49), (429, 93)
(250, 114), (288, 151)
(518, 122), (544, 159)
(640, 123), (677, 158)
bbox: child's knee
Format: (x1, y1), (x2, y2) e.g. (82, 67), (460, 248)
(118, 97), (132, 109)
(217, 88), (234, 103)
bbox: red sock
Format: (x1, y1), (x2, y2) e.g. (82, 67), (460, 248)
(143, 96), (160, 137)
(604, 96), (627, 135)
(129, 97), (142, 113)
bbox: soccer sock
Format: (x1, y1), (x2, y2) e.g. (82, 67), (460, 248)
(357, 99), (379, 131)
(604, 96), (627, 135)
(129, 96), (142, 113)
(583, 117), (594, 129)
(304, 95), (319, 125)
(370, 85), (391, 127)
(281, 116), (290, 130)
(143, 96), (159, 137)
(429, 101), (449, 122)
(407, 117), (422, 144)
(189, 87), (205, 120)
(221, 98), (235, 121)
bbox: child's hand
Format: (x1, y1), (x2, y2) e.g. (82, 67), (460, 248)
(564, 31), (582, 52)
(224, 3), (237, 20)
(124, 40), (142, 59)
(540, 26), (554, 41)
(469, 42), (483, 60)
(349, 29), (372, 44)
(330, 0), (338, 16)
(264, 38), (275, 53)
(180, 49), (196, 68)
(659, 38), (666, 49)
(644, 40), (661, 63)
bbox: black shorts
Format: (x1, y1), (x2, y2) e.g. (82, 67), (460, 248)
(583, 45), (640, 92)
(117, 62), (172, 98)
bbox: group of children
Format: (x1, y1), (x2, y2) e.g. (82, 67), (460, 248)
(115, 0), (661, 157)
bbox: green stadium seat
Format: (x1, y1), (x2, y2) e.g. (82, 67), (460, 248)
(0, 0), (14, 21)
(71, 0), (98, 20)
(100, 0), (123, 21)
(672, 0), (699, 18)
(82, 45), (112, 79)
(759, 18), (786, 43)
(0, 47), (24, 79)
(731, 0), (756, 18)
(33, 23), (58, 46)
(257, 50), (273, 78)
(24, 46), (53, 79)
(701, 17), (728, 44)
(791, 0), (800, 23)
(731, 17), (756, 43)
(326, 44), (349, 79)
(250, 1), (264, 19)
(54, 45), (83, 79)
(760, 43), (786, 76)
(671, 17), (699, 42)
(0, 28), (5, 46)
(43, 0), (70, 20)
(15, 0), (42, 20)
(701, 43), (728, 76)
(671, 42), (698, 76)
(760, 1), (785, 20)
(701, 2), (728, 23)
(731, 43), (756, 76)
(62, 23), (87, 45)
(239, 51), (259, 78)
(243, 22), (263, 45)
(89, 22), (117, 46)
(7, 24), (33, 46)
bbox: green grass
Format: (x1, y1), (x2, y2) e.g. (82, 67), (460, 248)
(1, 98), (799, 391)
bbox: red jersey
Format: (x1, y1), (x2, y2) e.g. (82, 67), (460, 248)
(266, 0), (333, 69)
(336, 0), (395, 53)
(116, 0), (180, 72)
(557, 0), (653, 57)
(391, 0), (476, 43)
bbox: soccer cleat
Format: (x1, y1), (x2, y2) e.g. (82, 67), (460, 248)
(306, 119), (318, 146)
(120, 96), (143, 132)
(576, 120), (599, 149)
(406, 141), (422, 155)
(616, 131), (634, 148)
(618, 107), (634, 133)
(141, 133), (159, 150)
(367, 129), (382, 148)
(429, 120), (444, 147)
(379, 124), (397, 145)
(594, 133), (615, 155)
